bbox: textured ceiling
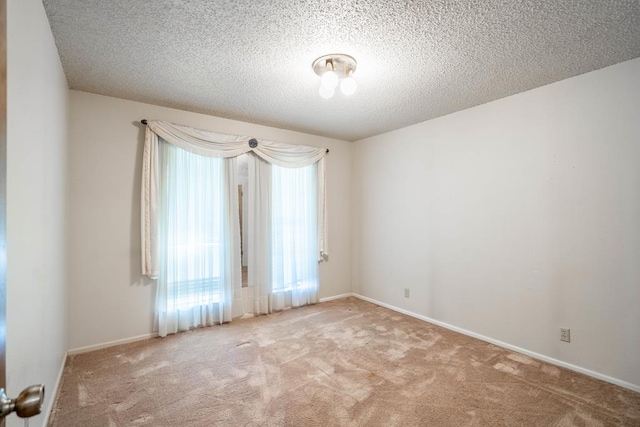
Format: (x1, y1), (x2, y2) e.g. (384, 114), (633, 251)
(43, 0), (640, 141)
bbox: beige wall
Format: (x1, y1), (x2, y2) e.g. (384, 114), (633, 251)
(67, 91), (353, 350)
(6, 0), (69, 426)
(352, 58), (640, 389)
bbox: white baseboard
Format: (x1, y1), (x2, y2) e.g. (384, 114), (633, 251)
(67, 333), (158, 355)
(42, 350), (68, 426)
(351, 293), (640, 394)
(319, 292), (354, 303)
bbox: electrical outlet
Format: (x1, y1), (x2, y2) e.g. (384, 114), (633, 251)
(560, 328), (571, 343)
(404, 288), (410, 298)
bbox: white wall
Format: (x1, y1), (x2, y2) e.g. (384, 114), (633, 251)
(352, 58), (640, 388)
(67, 91), (352, 350)
(6, 0), (69, 426)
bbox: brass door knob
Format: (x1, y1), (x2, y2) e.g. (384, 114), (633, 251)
(0, 385), (44, 420)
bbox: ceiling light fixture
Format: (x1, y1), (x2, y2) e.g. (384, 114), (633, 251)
(313, 54), (357, 99)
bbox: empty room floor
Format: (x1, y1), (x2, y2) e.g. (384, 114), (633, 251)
(49, 298), (640, 426)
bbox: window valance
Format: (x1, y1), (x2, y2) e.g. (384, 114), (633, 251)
(145, 120), (327, 167)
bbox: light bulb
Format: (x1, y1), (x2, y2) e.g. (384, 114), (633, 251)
(321, 70), (339, 89)
(319, 85), (335, 99)
(340, 76), (357, 96)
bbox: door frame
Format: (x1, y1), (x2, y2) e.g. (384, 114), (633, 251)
(0, 0), (7, 417)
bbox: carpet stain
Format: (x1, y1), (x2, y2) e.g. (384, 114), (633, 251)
(385, 346), (408, 361)
(507, 352), (540, 366)
(111, 397), (138, 413)
(76, 384), (93, 407)
(133, 361), (169, 378)
(486, 384), (506, 393)
(542, 364), (561, 377)
(493, 362), (521, 376)
(354, 329), (368, 338)
(469, 358), (482, 368)
(231, 366), (248, 378)
(131, 414), (154, 424)
(556, 411), (605, 427)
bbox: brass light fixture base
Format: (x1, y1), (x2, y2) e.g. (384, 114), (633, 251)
(312, 53), (357, 78)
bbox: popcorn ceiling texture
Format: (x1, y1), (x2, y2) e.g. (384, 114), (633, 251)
(43, 0), (640, 141)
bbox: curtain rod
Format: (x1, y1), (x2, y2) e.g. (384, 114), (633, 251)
(140, 119), (329, 154)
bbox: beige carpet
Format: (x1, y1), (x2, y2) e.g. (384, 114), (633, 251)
(49, 297), (640, 426)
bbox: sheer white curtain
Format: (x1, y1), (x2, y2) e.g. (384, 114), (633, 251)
(141, 121), (328, 332)
(270, 163), (319, 310)
(155, 141), (240, 336)
(248, 159), (319, 314)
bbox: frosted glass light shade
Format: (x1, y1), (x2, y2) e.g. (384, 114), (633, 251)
(319, 85), (335, 99)
(340, 76), (357, 95)
(321, 71), (339, 89)
(312, 54), (358, 99)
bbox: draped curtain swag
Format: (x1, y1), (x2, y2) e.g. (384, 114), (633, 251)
(141, 120), (329, 280)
